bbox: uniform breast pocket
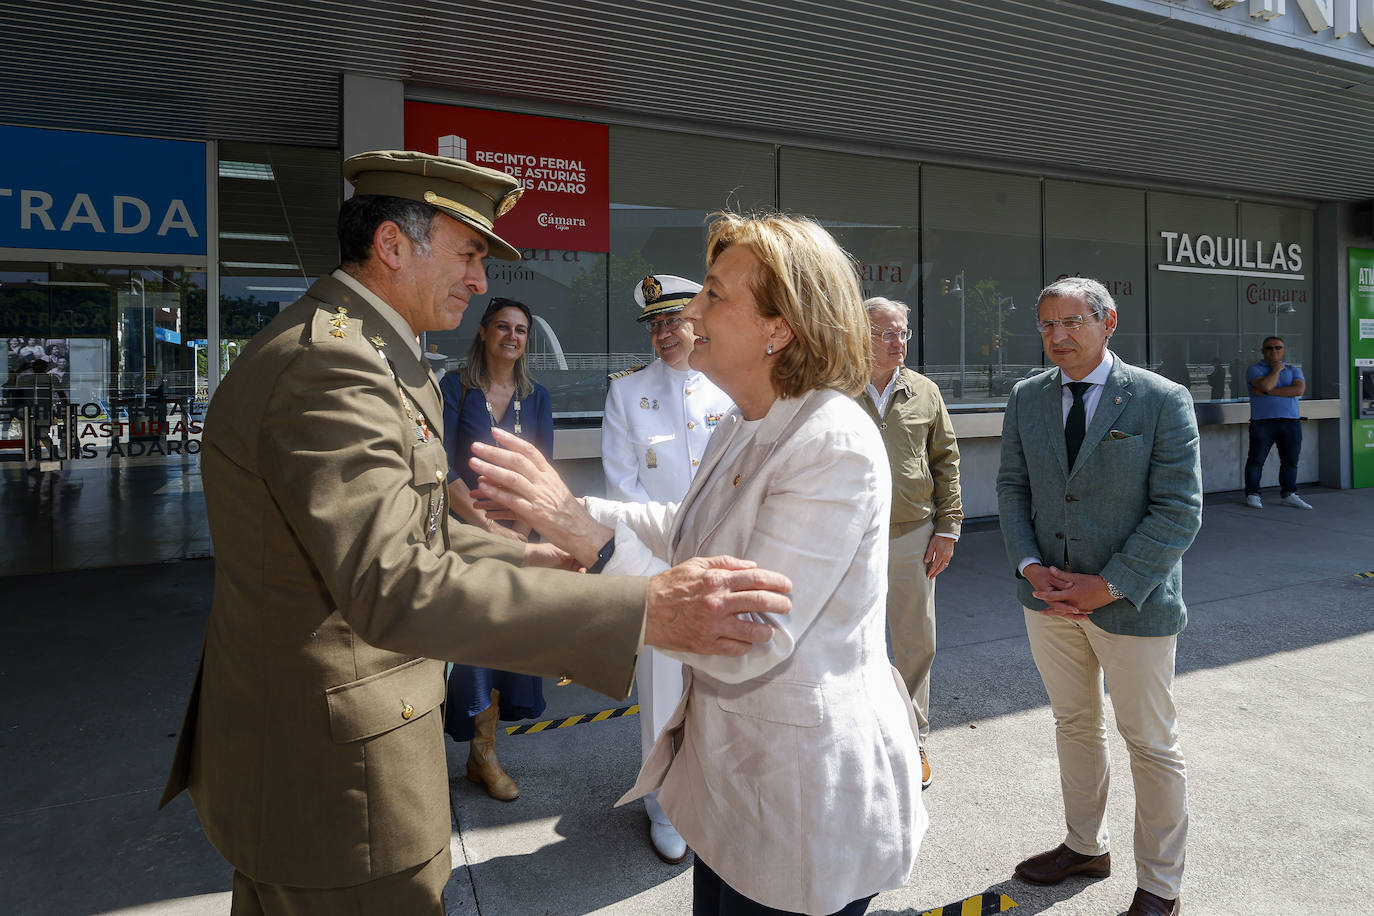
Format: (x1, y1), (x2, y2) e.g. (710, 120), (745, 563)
(410, 439), (448, 541)
(634, 430), (677, 468)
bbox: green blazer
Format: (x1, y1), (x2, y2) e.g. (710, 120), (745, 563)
(160, 275), (648, 888)
(996, 354), (1202, 636)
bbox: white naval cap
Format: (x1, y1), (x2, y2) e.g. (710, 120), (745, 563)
(634, 274), (702, 322)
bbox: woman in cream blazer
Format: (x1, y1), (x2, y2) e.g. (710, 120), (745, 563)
(472, 212), (926, 916)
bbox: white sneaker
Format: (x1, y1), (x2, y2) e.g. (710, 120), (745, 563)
(1245, 494), (1263, 509)
(649, 820), (688, 864)
(1282, 493), (1313, 510)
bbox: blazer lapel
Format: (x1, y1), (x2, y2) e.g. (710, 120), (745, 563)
(1070, 354), (1133, 479)
(1038, 370), (1070, 477)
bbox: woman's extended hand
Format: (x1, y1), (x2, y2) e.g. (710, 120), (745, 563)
(470, 427), (612, 568)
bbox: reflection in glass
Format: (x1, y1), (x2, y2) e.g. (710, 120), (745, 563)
(922, 166), (1041, 406)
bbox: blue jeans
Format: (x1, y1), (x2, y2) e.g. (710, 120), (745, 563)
(1244, 418), (1301, 496)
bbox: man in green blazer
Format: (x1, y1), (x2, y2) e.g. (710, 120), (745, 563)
(160, 151), (791, 914)
(997, 277), (1202, 916)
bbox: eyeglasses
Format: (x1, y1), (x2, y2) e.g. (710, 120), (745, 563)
(648, 316), (687, 335)
(871, 328), (913, 343)
(1035, 315), (1095, 332)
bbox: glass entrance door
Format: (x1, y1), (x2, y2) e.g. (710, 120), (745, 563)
(1, 261), (209, 575)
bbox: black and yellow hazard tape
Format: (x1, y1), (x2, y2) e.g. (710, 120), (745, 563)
(505, 704), (639, 736)
(1356, 571), (1374, 579)
(921, 892), (1017, 915)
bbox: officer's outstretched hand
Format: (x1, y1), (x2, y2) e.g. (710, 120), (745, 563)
(645, 556), (791, 657)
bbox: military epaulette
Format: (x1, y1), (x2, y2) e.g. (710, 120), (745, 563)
(307, 303), (367, 347)
(608, 363), (648, 382)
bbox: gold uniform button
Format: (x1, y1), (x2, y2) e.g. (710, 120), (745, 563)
(435, 469), (445, 482)
(687, 421), (696, 429)
(401, 702), (415, 720)
(685, 388), (692, 395)
(556, 676), (573, 686)
(691, 459), (700, 466)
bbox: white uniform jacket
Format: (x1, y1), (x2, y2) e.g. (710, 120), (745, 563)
(586, 388), (927, 915)
(601, 360), (732, 504)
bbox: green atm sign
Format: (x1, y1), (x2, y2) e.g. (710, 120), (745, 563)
(1351, 248), (1374, 488)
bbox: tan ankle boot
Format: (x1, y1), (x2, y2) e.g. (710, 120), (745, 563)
(466, 690), (519, 801)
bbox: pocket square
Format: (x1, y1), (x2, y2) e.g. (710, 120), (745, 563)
(1107, 429), (1135, 440)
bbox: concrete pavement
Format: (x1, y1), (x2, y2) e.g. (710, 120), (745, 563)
(1, 487), (1371, 915)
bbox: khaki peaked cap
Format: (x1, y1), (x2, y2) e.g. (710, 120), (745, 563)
(343, 150), (525, 261)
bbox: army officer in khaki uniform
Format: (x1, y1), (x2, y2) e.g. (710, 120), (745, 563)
(160, 151), (792, 915)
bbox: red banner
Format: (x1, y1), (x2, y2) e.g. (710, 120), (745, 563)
(404, 102), (609, 253)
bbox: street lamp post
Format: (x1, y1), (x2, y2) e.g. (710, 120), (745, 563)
(949, 270), (966, 397)
(997, 295), (1015, 373)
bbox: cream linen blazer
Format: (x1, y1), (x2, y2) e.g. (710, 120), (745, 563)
(586, 388), (927, 915)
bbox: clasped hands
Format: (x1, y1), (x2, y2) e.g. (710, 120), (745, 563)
(470, 428), (792, 658)
(1024, 563), (1115, 620)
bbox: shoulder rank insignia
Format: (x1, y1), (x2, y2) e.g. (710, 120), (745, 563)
(329, 306), (350, 339)
(608, 363), (648, 382)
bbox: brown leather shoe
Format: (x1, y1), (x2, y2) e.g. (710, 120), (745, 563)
(1126, 888), (1180, 916)
(920, 748), (932, 789)
(1013, 843), (1111, 885)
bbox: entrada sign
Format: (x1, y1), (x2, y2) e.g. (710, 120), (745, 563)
(0, 125), (207, 256)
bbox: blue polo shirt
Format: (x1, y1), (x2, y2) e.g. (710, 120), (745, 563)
(1246, 361), (1304, 420)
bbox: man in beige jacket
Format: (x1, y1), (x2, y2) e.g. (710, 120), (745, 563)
(160, 151), (791, 915)
(857, 297), (962, 789)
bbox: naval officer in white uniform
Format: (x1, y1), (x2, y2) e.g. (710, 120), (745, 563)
(601, 274), (733, 865)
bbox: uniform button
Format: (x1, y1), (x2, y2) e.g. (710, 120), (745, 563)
(435, 469), (444, 482)
(401, 703), (415, 720)
(879, 422), (887, 430)
(687, 421), (696, 429)
(692, 459), (700, 466)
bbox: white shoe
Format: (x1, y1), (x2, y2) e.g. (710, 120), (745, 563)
(649, 820), (688, 864)
(1281, 493), (1313, 510)
(1245, 494), (1263, 509)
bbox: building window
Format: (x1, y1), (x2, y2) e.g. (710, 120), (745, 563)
(921, 165), (1041, 405)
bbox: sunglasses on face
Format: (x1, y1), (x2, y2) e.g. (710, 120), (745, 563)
(1263, 345), (1284, 350)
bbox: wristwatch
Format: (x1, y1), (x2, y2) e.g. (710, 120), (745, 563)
(1102, 577), (1125, 601)
(587, 536), (616, 575)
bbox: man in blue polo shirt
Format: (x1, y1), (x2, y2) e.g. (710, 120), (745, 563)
(1244, 336), (1312, 510)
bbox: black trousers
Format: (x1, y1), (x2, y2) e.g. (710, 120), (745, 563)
(692, 856), (875, 916)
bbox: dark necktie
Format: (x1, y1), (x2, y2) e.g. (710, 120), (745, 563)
(1064, 381), (1092, 468)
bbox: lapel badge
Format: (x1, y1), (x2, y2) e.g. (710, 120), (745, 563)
(640, 397), (650, 409)
(646, 448), (658, 469)
(370, 335), (387, 348)
(329, 306), (349, 339)
(652, 399), (660, 410)
(1114, 396), (1122, 404)
(706, 412), (722, 428)
(733, 474), (742, 486)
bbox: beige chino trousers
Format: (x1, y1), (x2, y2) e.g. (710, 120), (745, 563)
(887, 521), (937, 743)
(1023, 607), (1188, 900)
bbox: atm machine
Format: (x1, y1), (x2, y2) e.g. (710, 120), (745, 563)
(1351, 248), (1374, 488)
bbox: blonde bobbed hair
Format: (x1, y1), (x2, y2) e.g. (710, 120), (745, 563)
(704, 212), (872, 398)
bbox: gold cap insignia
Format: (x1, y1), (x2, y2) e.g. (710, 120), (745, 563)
(641, 276), (663, 303)
(496, 187), (523, 218)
